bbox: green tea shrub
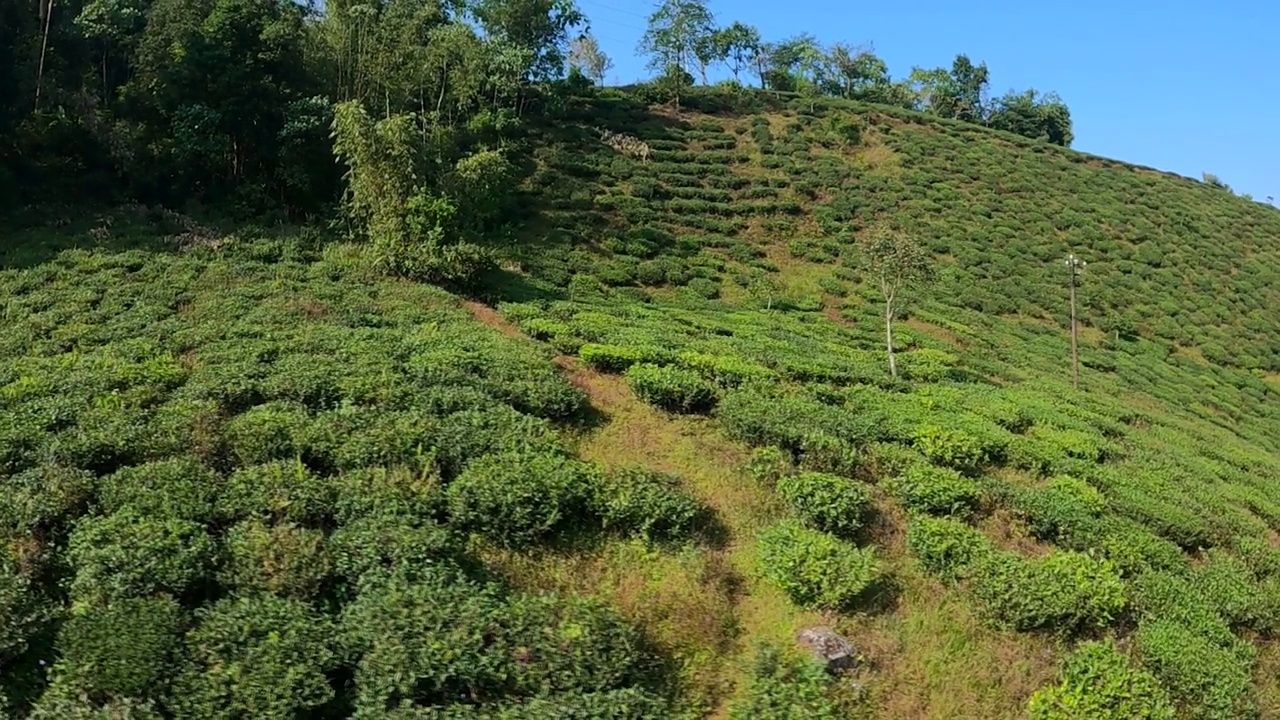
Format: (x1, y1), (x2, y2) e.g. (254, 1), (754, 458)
(96, 457), (219, 523)
(777, 471), (872, 536)
(1026, 425), (1112, 463)
(624, 363), (718, 413)
(906, 515), (993, 580)
(863, 441), (927, 479)
(970, 550), (1127, 632)
(999, 478), (1105, 545)
(219, 519), (332, 599)
(171, 595), (337, 719)
(342, 571), (658, 713)
(900, 348), (960, 382)
(1192, 550), (1268, 629)
(676, 351), (775, 388)
(1095, 517), (1188, 576)
(757, 520), (881, 611)
(1133, 618), (1256, 720)
(0, 464), (94, 533)
(1027, 640), (1175, 720)
(593, 466), (706, 542)
(223, 401), (313, 466)
(431, 406), (564, 477)
(912, 423), (1002, 472)
(796, 433), (859, 476)
(217, 460), (334, 525)
(53, 597), (183, 703)
(578, 343), (674, 373)
(686, 277), (720, 299)
(717, 390), (875, 453)
(330, 465), (443, 523)
(884, 464), (981, 517)
(66, 509), (216, 603)
(446, 450), (595, 546)
(748, 446), (794, 487)
(327, 514), (461, 584)
(728, 644), (840, 720)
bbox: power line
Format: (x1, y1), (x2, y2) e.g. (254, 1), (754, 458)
(579, 0), (652, 20)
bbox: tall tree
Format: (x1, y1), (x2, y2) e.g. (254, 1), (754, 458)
(864, 228), (936, 379)
(471, 0), (586, 83)
(710, 21), (759, 85)
(985, 88), (1073, 147)
(638, 0), (715, 88)
(567, 32), (612, 84)
(948, 54), (989, 122)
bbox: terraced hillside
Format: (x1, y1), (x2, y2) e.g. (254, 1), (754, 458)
(4, 88), (1280, 720)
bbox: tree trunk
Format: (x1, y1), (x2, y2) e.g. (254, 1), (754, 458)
(885, 300), (897, 379)
(35, 0), (55, 111)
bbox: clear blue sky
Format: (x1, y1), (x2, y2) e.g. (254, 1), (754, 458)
(577, 0), (1279, 203)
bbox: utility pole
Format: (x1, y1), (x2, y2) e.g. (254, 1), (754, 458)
(1065, 253), (1086, 390)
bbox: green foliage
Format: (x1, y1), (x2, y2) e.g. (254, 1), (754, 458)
(219, 519), (332, 600)
(757, 520), (881, 611)
(446, 451), (596, 546)
(1132, 619), (1255, 720)
(1027, 640), (1175, 720)
(594, 466), (706, 542)
(776, 471), (872, 536)
(970, 550), (1127, 632)
(728, 644), (840, 720)
(625, 362), (718, 412)
(578, 343), (673, 372)
(66, 509), (216, 603)
(53, 597), (183, 703)
(912, 423), (1000, 472)
(906, 514), (993, 580)
(171, 595), (338, 719)
(884, 463), (982, 517)
(748, 446), (794, 487)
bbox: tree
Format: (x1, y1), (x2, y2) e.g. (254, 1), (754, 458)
(638, 0), (715, 96)
(985, 88), (1073, 147)
(826, 42), (890, 99)
(864, 228), (936, 379)
(907, 54), (989, 121)
(567, 33), (612, 84)
(710, 21), (759, 84)
(948, 54), (989, 122)
(471, 0), (586, 83)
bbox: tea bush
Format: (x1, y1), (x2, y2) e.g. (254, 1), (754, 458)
(578, 343), (674, 372)
(969, 550), (1127, 632)
(1132, 619), (1256, 720)
(445, 450), (596, 546)
(728, 644), (841, 720)
(594, 466), (707, 542)
(906, 515), (993, 580)
(776, 471), (873, 536)
(624, 362), (718, 413)
(1027, 640), (1175, 720)
(748, 446), (794, 487)
(65, 509), (217, 604)
(884, 463), (982, 517)
(757, 520), (881, 611)
(171, 595), (338, 719)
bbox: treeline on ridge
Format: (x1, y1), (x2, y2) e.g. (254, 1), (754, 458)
(0, 0), (1073, 220)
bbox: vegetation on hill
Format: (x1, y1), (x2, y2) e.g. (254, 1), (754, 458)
(4, 1), (1280, 719)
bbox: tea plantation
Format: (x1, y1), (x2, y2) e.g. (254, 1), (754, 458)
(5, 88), (1280, 720)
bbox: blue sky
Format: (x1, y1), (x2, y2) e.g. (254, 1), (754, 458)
(576, 0), (1279, 203)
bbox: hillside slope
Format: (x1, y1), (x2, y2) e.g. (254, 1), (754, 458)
(3, 90), (1280, 719)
